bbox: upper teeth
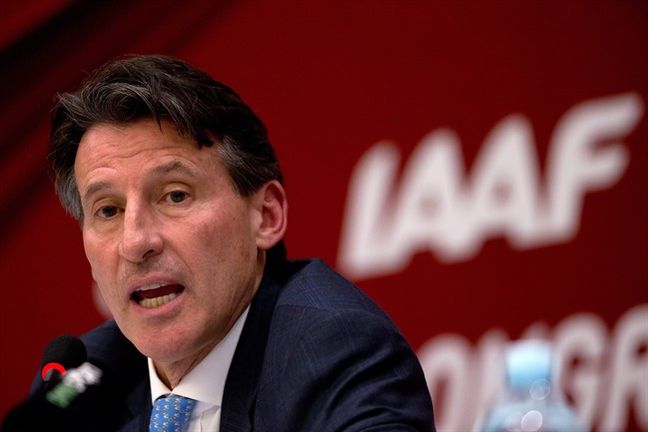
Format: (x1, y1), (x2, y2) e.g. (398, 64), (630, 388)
(137, 283), (165, 292)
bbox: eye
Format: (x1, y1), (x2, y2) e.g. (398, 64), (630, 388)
(96, 205), (119, 219)
(166, 190), (189, 204)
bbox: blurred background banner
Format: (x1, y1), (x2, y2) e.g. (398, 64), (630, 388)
(1, 1), (646, 431)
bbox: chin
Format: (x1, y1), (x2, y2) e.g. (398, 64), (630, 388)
(135, 342), (180, 365)
(142, 335), (210, 368)
(116, 326), (174, 362)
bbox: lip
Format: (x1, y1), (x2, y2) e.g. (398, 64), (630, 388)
(127, 276), (183, 298)
(127, 283), (187, 319)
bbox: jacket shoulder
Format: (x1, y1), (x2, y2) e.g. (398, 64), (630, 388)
(275, 259), (389, 315)
(256, 259), (435, 431)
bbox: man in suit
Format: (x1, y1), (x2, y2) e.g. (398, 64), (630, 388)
(46, 55), (434, 431)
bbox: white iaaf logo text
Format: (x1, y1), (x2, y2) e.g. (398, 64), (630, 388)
(338, 93), (644, 280)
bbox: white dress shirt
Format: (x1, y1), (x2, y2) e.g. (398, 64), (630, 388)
(147, 307), (249, 431)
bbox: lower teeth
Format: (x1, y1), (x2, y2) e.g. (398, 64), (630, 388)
(140, 293), (178, 308)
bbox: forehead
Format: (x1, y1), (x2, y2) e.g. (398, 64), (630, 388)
(77, 119), (198, 159)
(75, 119), (220, 174)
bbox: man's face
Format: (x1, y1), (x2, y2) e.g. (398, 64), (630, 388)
(74, 118), (264, 366)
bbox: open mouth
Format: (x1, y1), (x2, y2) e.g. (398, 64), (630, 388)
(130, 284), (185, 309)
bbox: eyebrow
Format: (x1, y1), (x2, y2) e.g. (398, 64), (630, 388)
(150, 160), (199, 178)
(82, 181), (114, 204)
(81, 160), (199, 203)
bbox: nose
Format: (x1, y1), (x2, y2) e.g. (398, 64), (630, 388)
(119, 203), (163, 264)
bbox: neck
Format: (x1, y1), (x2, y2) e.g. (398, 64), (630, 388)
(153, 342), (216, 389)
(154, 254), (267, 389)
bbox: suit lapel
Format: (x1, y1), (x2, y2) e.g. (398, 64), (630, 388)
(118, 376), (152, 432)
(220, 267), (283, 432)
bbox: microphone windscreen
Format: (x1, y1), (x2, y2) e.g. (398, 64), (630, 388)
(40, 335), (87, 370)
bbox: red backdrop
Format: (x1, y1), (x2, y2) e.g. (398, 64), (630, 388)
(1, 1), (646, 431)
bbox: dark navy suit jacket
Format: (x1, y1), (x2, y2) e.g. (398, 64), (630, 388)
(78, 259), (435, 431)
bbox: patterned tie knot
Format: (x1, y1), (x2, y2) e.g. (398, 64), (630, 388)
(150, 394), (197, 432)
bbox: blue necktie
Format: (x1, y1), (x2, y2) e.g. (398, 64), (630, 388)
(149, 394), (197, 432)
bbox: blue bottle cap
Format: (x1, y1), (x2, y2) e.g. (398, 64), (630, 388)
(506, 339), (552, 394)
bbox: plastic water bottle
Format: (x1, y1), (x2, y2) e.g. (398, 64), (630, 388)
(479, 340), (584, 432)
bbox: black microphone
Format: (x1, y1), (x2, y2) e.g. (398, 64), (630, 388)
(2, 336), (113, 432)
(39, 335), (87, 390)
(3, 324), (148, 432)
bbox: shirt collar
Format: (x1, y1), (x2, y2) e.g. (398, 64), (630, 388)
(148, 306), (249, 406)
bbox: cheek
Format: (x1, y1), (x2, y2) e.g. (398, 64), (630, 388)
(192, 208), (247, 251)
(83, 235), (101, 277)
(83, 233), (116, 285)
(189, 217), (257, 285)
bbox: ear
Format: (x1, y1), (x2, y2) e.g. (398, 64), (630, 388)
(253, 180), (288, 250)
